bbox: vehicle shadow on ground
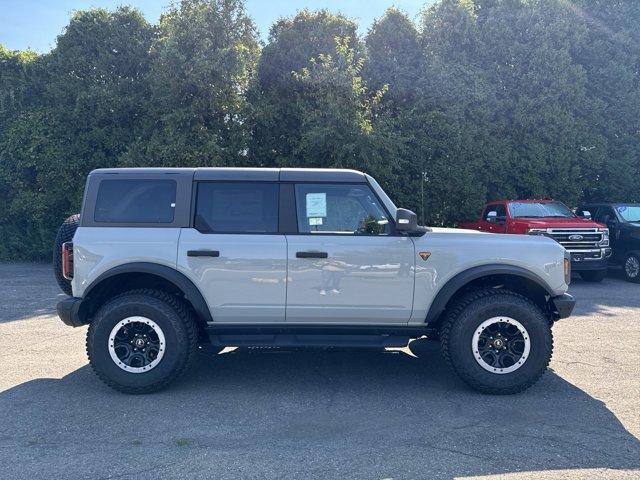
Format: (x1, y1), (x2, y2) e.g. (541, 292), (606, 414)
(1, 340), (638, 479)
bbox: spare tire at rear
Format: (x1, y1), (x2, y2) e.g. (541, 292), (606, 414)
(53, 214), (80, 296)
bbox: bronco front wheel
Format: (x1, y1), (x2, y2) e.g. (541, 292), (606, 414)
(440, 289), (553, 394)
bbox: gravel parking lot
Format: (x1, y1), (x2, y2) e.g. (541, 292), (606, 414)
(0, 262), (638, 480)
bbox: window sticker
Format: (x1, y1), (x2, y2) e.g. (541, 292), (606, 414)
(308, 217), (323, 226)
(617, 206), (627, 213)
(306, 193), (327, 217)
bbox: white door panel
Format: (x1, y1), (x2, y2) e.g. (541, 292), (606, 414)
(285, 236), (415, 323)
(178, 230), (287, 323)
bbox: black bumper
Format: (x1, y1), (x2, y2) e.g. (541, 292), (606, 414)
(56, 297), (85, 327)
(570, 249), (612, 271)
(551, 293), (575, 319)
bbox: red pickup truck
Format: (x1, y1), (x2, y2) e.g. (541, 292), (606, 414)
(459, 199), (612, 282)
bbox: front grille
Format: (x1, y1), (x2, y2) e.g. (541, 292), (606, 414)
(546, 228), (603, 251)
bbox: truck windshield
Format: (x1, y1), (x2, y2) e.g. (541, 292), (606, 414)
(616, 205), (640, 222)
(509, 202), (574, 218)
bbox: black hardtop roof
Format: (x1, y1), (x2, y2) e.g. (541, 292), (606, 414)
(89, 167), (368, 183)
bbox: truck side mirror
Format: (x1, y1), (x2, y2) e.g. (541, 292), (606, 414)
(396, 208), (418, 232)
(486, 211), (497, 222)
(581, 210), (592, 219)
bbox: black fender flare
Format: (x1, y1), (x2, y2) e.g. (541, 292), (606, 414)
(625, 249), (640, 259)
(424, 264), (555, 324)
(82, 262), (213, 323)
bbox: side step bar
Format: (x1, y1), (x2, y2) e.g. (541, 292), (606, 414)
(205, 324), (435, 348)
(208, 333), (412, 348)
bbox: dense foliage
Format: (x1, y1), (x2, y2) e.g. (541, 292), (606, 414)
(1, 0), (638, 260)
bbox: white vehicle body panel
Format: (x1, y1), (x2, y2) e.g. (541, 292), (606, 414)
(72, 227), (180, 297)
(176, 230), (288, 323)
(285, 235), (415, 323)
(408, 228), (568, 323)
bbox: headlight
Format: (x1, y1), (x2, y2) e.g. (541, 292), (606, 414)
(528, 228), (547, 235)
(599, 228), (609, 247)
(564, 257), (571, 285)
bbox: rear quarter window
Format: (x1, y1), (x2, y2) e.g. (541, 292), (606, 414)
(94, 179), (177, 223)
(194, 182), (279, 233)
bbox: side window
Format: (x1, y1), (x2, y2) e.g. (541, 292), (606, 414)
(576, 206), (589, 217)
(483, 204), (506, 223)
(195, 182), (278, 233)
(594, 207), (613, 223)
(94, 179), (177, 223)
(294, 184), (391, 235)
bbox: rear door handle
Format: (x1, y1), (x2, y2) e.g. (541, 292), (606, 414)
(187, 250), (220, 257)
(296, 251), (328, 259)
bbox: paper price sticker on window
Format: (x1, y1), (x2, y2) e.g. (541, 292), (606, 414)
(306, 193), (327, 218)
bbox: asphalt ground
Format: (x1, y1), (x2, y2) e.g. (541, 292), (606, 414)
(0, 262), (638, 479)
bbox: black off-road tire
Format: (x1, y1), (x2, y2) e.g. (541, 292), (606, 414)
(579, 270), (607, 283)
(53, 214), (80, 296)
(622, 253), (640, 283)
(440, 289), (553, 395)
(87, 289), (198, 394)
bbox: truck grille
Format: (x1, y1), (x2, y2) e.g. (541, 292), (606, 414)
(545, 228), (603, 251)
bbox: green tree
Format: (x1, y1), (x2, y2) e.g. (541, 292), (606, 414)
(0, 110), (69, 259)
(573, 0), (640, 202)
(0, 46), (45, 258)
(290, 38), (390, 170)
(0, 46), (42, 133)
(123, 0), (260, 167)
(248, 10), (360, 165)
(411, 0), (600, 223)
(363, 8), (421, 107)
(0, 7), (154, 259)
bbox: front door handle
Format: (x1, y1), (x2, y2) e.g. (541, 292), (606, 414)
(187, 250), (220, 257)
(296, 251), (328, 259)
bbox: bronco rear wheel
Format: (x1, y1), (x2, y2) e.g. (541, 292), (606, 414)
(87, 289), (197, 394)
(440, 289), (553, 395)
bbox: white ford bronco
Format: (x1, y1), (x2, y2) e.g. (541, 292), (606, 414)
(54, 168), (575, 394)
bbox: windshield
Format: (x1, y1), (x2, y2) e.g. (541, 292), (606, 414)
(616, 205), (640, 222)
(365, 174), (397, 219)
(509, 202), (574, 218)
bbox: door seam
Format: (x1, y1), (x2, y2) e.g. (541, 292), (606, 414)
(284, 234), (289, 322)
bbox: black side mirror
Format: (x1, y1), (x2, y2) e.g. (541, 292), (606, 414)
(396, 208), (418, 232)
